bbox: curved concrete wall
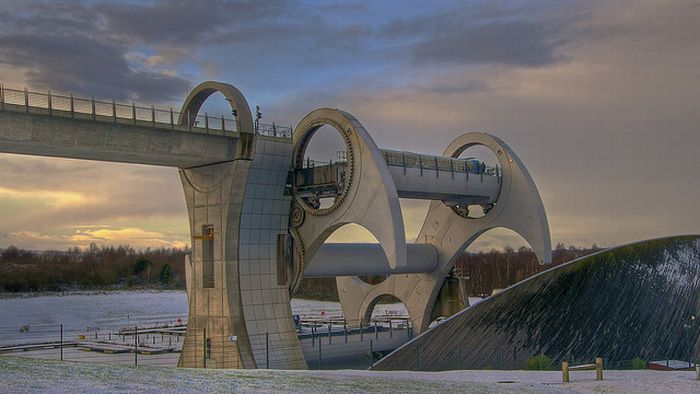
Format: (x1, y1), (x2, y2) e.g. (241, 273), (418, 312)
(373, 236), (700, 371)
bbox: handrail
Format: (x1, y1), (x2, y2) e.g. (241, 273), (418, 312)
(300, 149), (501, 178)
(381, 148), (500, 177)
(0, 84), (293, 139)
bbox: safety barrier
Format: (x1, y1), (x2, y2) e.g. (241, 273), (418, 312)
(0, 316), (413, 370)
(0, 84), (292, 138)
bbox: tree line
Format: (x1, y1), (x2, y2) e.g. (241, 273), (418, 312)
(0, 243), (187, 292)
(0, 242), (601, 296)
(453, 243), (602, 296)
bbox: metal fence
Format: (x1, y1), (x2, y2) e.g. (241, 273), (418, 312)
(2, 320), (696, 372)
(0, 322), (184, 368)
(0, 85), (293, 138)
(0, 316), (413, 370)
(381, 149), (501, 178)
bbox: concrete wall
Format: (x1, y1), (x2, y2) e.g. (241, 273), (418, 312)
(238, 136), (306, 369)
(374, 236), (700, 371)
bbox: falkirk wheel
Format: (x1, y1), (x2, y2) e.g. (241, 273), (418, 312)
(177, 81), (551, 369)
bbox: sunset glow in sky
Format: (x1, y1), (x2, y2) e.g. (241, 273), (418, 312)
(0, 0), (698, 251)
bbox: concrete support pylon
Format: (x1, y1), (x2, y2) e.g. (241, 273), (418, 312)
(337, 132), (551, 333)
(178, 160), (256, 368)
(178, 82), (305, 369)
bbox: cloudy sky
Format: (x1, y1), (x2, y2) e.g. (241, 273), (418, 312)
(0, 0), (698, 251)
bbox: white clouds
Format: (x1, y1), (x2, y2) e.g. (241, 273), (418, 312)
(0, 155), (189, 250)
(295, 1), (700, 248)
(0, 187), (89, 208)
(8, 226), (188, 250)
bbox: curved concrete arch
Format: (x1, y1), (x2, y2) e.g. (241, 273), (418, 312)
(290, 108), (406, 292)
(361, 293), (410, 325)
(337, 132), (551, 332)
(434, 132), (551, 265)
(178, 81), (254, 134)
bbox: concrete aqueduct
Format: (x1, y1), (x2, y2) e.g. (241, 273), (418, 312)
(0, 81), (551, 369)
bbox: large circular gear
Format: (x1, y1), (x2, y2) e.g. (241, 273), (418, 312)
(292, 119), (355, 217)
(290, 204), (305, 228)
(444, 143), (504, 220)
(289, 227), (306, 296)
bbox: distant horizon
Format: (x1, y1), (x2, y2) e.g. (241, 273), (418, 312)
(0, 239), (607, 254)
(1, 0), (698, 252)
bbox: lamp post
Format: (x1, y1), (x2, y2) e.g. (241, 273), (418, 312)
(684, 315), (696, 367)
(691, 316), (696, 365)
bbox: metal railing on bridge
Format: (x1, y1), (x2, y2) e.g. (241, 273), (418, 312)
(299, 151), (500, 178)
(381, 149), (500, 178)
(0, 84), (292, 138)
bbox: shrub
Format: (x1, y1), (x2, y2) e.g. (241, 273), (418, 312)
(159, 264), (173, 285)
(630, 357), (647, 369)
(133, 258), (151, 276)
(525, 354), (552, 370)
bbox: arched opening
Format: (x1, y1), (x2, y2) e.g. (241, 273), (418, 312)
(179, 81), (253, 134)
(453, 144), (501, 219)
(196, 91), (239, 132)
(360, 294), (412, 363)
(455, 228), (537, 298)
(297, 223), (390, 296)
(365, 294), (409, 323)
(327, 223), (388, 285)
(426, 229), (535, 327)
(294, 124), (349, 210)
(325, 223), (379, 243)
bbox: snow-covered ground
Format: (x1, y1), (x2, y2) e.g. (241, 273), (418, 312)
(0, 290), (481, 329)
(0, 291), (425, 328)
(0, 291), (483, 345)
(0, 356), (697, 393)
(0, 291), (190, 332)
